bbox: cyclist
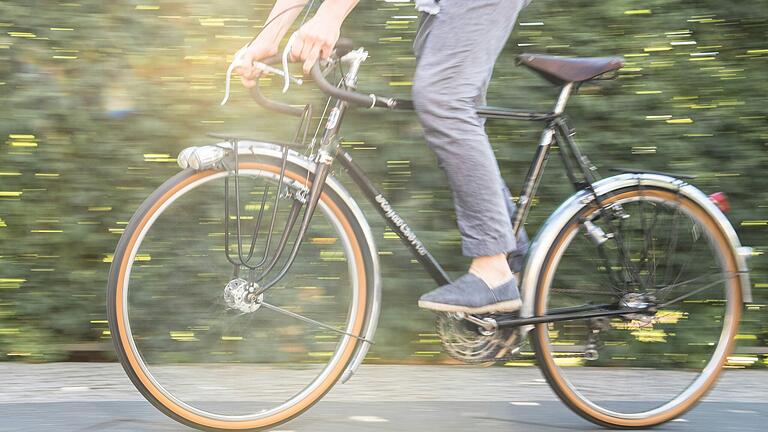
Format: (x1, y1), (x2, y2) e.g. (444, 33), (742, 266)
(237, 0), (532, 315)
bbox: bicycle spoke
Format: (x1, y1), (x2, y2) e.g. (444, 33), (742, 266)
(661, 204), (682, 284)
(604, 214), (644, 291)
(260, 301), (371, 343)
(658, 275), (732, 308)
(653, 272), (725, 298)
(645, 203), (661, 286)
(667, 224), (708, 291)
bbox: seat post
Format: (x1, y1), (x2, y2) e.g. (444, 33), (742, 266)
(553, 82), (574, 115)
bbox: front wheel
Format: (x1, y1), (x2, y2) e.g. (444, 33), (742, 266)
(107, 155), (376, 431)
(532, 185), (743, 428)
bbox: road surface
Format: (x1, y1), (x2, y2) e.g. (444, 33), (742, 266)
(0, 363), (764, 431)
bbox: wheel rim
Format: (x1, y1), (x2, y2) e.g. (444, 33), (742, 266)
(114, 164), (367, 428)
(535, 189), (741, 425)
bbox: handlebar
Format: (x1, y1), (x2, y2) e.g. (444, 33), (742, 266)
(245, 46), (547, 122)
(308, 62), (413, 110)
(248, 42), (413, 115)
(249, 54), (306, 117)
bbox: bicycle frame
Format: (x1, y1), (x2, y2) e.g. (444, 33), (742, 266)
(235, 50), (603, 293)
(233, 51), (748, 330)
(317, 83), (592, 288)
(283, 80), (662, 330)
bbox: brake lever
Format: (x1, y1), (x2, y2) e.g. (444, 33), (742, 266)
(220, 42), (304, 106)
(281, 33), (298, 94)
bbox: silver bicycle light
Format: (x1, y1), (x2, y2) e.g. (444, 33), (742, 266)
(187, 146), (227, 170)
(176, 146), (198, 169)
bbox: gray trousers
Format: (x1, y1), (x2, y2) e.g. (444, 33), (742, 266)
(412, 0), (532, 258)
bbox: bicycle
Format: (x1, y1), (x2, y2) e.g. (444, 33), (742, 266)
(107, 40), (753, 431)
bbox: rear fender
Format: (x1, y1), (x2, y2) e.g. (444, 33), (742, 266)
(518, 173), (752, 339)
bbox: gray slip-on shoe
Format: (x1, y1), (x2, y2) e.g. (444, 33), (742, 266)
(418, 273), (522, 314)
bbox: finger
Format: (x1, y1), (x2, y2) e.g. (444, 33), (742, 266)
(235, 51), (256, 77)
(303, 45), (321, 75)
(240, 75), (257, 89)
(290, 36), (304, 62)
(318, 45), (330, 60)
(303, 55), (319, 76)
(246, 64), (264, 79)
(238, 66), (256, 80)
(237, 65), (252, 79)
(319, 41), (334, 60)
(299, 36), (315, 62)
(233, 61), (248, 76)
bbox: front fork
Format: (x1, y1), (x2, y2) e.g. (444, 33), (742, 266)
(250, 52), (366, 295)
(250, 94), (347, 295)
(218, 129), (340, 298)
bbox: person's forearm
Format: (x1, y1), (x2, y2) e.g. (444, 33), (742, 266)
(255, 0), (307, 45)
(315, 0), (359, 22)
(257, 0), (359, 45)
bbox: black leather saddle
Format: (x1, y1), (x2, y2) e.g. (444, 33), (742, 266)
(517, 54), (624, 85)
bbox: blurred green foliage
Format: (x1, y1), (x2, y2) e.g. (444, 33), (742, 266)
(0, 0), (766, 365)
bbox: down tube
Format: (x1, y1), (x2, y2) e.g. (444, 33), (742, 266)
(336, 148), (451, 286)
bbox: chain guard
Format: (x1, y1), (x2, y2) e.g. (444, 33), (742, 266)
(435, 313), (523, 365)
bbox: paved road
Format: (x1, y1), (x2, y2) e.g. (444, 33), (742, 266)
(0, 364), (765, 431)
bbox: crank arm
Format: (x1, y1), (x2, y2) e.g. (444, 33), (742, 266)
(454, 312), (498, 332)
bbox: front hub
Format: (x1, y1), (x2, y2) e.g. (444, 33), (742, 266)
(223, 278), (264, 313)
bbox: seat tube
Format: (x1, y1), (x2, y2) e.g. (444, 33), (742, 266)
(512, 126), (556, 235)
(512, 83), (574, 234)
(554, 83), (574, 115)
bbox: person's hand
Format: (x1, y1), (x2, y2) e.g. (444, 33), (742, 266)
(290, 7), (343, 75)
(235, 39), (279, 89)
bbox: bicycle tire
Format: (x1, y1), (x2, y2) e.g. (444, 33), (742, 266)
(107, 154), (377, 431)
(531, 185), (743, 429)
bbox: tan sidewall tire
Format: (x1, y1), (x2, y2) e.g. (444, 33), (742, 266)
(107, 160), (373, 431)
(531, 187), (742, 429)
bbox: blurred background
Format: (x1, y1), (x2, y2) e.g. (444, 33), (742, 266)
(0, 0), (765, 366)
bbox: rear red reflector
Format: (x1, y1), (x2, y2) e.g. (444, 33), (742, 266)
(709, 192), (730, 213)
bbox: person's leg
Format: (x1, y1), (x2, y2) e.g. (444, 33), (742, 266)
(412, 0), (531, 313)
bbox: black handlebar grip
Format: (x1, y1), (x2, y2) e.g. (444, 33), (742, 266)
(309, 63), (375, 107)
(249, 86), (304, 117)
(334, 37), (355, 58)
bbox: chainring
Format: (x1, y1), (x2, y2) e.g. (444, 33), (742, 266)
(435, 313), (523, 365)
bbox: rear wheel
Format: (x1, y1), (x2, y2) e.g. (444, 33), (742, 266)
(532, 186), (742, 428)
(107, 157), (375, 431)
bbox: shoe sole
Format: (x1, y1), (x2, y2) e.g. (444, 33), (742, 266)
(418, 299), (522, 314)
